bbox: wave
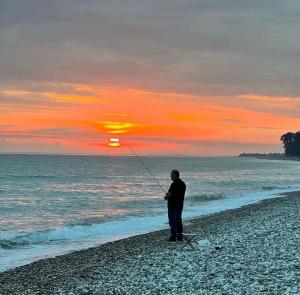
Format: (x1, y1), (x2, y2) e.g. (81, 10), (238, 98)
(262, 186), (281, 191)
(0, 175), (59, 180)
(187, 194), (226, 203)
(0, 222), (117, 250)
(0, 239), (28, 249)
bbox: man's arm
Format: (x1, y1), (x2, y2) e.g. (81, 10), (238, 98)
(164, 192), (172, 200)
(164, 183), (174, 200)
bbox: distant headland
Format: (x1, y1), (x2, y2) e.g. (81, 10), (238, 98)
(239, 130), (300, 161)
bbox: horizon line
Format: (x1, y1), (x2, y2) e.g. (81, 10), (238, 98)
(0, 152), (239, 157)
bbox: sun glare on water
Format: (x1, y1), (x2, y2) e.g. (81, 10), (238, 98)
(108, 138), (121, 147)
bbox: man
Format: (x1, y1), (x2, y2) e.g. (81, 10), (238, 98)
(164, 170), (186, 242)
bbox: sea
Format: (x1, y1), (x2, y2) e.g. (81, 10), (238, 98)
(1, 154), (300, 272)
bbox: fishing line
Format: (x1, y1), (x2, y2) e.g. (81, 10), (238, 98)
(119, 135), (167, 194)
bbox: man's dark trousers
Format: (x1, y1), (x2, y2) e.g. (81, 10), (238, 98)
(168, 207), (183, 240)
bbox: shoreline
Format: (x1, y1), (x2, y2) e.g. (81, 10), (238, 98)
(1, 191), (299, 294)
(3, 185), (298, 273)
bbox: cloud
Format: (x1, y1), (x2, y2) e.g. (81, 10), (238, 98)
(0, 139), (81, 154)
(1, 87), (102, 104)
(0, 124), (15, 129)
(1, 1), (300, 96)
(0, 90), (72, 110)
(96, 121), (139, 135)
(0, 126), (100, 143)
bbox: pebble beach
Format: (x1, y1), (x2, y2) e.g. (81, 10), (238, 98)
(0, 191), (299, 295)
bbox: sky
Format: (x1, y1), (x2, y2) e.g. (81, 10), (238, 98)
(1, 0), (300, 155)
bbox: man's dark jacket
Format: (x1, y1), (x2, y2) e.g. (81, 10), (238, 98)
(167, 178), (186, 208)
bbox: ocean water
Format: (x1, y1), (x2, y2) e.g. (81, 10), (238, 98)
(1, 154), (300, 272)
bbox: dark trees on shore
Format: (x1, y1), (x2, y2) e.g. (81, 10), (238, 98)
(280, 131), (300, 156)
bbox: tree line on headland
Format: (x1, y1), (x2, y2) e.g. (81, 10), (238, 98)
(280, 131), (300, 156)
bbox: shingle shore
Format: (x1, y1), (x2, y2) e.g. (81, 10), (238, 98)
(0, 192), (299, 295)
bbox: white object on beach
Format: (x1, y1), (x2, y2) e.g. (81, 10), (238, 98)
(198, 239), (211, 247)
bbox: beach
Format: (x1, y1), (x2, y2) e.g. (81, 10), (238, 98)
(0, 191), (299, 295)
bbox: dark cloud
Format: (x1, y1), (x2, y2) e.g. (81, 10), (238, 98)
(1, 0), (300, 96)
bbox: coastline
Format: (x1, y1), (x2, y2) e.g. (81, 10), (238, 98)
(238, 153), (300, 161)
(1, 191), (299, 294)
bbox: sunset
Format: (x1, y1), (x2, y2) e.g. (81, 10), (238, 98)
(2, 83), (300, 155)
(108, 138), (121, 148)
(1, 2), (300, 294)
(1, 1), (300, 156)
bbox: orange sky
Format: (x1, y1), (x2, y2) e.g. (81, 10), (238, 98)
(1, 83), (299, 155)
(1, 2), (300, 155)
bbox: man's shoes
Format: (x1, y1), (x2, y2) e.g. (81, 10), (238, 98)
(168, 237), (177, 242)
(167, 235), (183, 242)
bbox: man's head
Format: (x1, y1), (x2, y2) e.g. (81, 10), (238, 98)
(171, 169), (180, 181)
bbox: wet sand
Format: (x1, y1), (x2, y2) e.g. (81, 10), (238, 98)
(0, 192), (299, 295)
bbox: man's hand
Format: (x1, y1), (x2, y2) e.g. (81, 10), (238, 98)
(164, 192), (171, 200)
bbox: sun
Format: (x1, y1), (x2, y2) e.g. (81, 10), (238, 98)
(108, 138), (121, 147)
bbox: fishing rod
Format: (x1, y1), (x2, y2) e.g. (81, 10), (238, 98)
(119, 135), (167, 194)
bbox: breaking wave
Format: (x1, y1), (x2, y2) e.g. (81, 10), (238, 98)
(0, 224), (105, 250)
(187, 194), (226, 203)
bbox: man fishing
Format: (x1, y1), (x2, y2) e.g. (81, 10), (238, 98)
(164, 170), (186, 242)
